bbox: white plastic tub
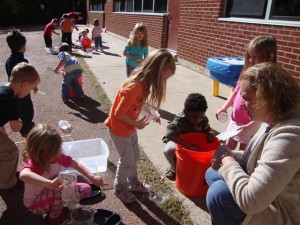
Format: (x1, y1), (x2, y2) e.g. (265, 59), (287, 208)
(62, 138), (109, 173)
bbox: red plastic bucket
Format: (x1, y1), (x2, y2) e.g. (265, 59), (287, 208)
(69, 75), (83, 97)
(82, 39), (92, 51)
(175, 132), (220, 197)
(61, 69), (83, 97)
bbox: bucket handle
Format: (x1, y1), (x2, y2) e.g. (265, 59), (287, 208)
(176, 152), (183, 161)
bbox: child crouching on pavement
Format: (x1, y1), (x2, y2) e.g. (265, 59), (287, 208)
(20, 124), (106, 225)
(53, 43), (85, 103)
(0, 63), (40, 191)
(163, 93), (216, 180)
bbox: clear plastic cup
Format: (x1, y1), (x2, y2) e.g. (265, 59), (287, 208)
(148, 186), (170, 204)
(218, 112), (228, 123)
(59, 120), (72, 133)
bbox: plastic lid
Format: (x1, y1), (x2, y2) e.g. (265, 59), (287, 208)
(218, 112), (228, 123)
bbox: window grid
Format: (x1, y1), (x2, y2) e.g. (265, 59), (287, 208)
(225, 0), (299, 21)
(114, 0), (167, 13)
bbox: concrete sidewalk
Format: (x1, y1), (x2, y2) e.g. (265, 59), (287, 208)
(75, 25), (233, 225)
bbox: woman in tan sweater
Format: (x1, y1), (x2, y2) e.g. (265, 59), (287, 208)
(206, 63), (300, 225)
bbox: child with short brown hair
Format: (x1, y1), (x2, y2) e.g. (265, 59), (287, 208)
(0, 62), (40, 192)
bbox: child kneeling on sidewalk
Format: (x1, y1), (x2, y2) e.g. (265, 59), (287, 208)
(53, 43), (85, 103)
(163, 93), (215, 180)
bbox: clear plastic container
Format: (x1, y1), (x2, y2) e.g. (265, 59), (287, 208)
(59, 170), (80, 209)
(217, 112), (228, 123)
(70, 208), (94, 225)
(137, 104), (160, 123)
(148, 186), (170, 204)
(58, 120), (72, 133)
(62, 138), (109, 173)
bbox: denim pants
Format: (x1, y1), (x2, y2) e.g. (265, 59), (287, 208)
(109, 131), (140, 190)
(126, 64), (136, 77)
(94, 36), (103, 49)
(62, 70), (84, 102)
(163, 141), (177, 172)
(205, 167), (245, 225)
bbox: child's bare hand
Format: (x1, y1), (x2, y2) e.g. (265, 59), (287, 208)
(136, 117), (149, 129)
(131, 55), (139, 60)
(207, 132), (216, 143)
(154, 117), (161, 124)
(188, 144), (201, 151)
(49, 177), (62, 191)
(216, 109), (227, 120)
(33, 87), (38, 94)
(91, 175), (108, 187)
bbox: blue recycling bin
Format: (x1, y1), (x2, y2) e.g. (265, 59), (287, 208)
(206, 57), (244, 96)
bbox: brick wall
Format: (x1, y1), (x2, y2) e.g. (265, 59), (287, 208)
(85, 0), (300, 82)
(87, 11), (105, 28)
(178, 0), (300, 83)
(87, 0), (167, 49)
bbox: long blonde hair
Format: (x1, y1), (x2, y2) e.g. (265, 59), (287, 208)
(122, 49), (176, 108)
(128, 23), (148, 48)
(243, 35), (277, 71)
(240, 62), (300, 123)
(22, 124), (63, 172)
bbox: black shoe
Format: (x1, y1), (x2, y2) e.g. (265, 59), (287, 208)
(165, 169), (176, 181)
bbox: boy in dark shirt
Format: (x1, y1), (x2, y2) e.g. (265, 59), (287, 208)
(5, 29), (38, 137)
(163, 93), (215, 180)
(0, 63), (40, 191)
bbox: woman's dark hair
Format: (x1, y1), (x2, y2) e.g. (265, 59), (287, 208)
(184, 93), (208, 112)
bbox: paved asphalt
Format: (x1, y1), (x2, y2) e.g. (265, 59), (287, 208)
(0, 25), (232, 225)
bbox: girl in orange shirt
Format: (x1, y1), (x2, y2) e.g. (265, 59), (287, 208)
(105, 49), (176, 203)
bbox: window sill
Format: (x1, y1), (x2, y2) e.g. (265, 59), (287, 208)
(113, 12), (166, 16)
(89, 11), (105, 13)
(218, 17), (300, 28)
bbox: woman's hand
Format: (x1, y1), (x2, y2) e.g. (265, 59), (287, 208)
(211, 145), (234, 170)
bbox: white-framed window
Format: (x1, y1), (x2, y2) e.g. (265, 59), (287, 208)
(89, 0), (105, 11)
(221, 0), (300, 27)
(114, 0), (167, 13)
(225, 0), (300, 21)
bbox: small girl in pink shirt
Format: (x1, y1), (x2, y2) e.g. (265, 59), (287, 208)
(20, 124), (106, 225)
(216, 36), (277, 150)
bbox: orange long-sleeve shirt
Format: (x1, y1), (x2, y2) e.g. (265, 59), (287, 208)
(60, 19), (73, 33)
(105, 82), (147, 137)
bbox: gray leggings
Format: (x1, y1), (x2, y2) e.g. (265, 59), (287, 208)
(109, 131), (140, 190)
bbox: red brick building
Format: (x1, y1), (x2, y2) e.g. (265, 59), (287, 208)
(86, 0), (300, 83)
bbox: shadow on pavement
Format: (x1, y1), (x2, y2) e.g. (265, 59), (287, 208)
(0, 186), (45, 225)
(159, 109), (176, 122)
(126, 197), (182, 225)
(65, 96), (108, 123)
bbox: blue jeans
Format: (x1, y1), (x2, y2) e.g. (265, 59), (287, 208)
(62, 70), (84, 102)
(205, 167), (245, 225)
(126, 64), (136, 77)
(94, 36), (103, 49)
